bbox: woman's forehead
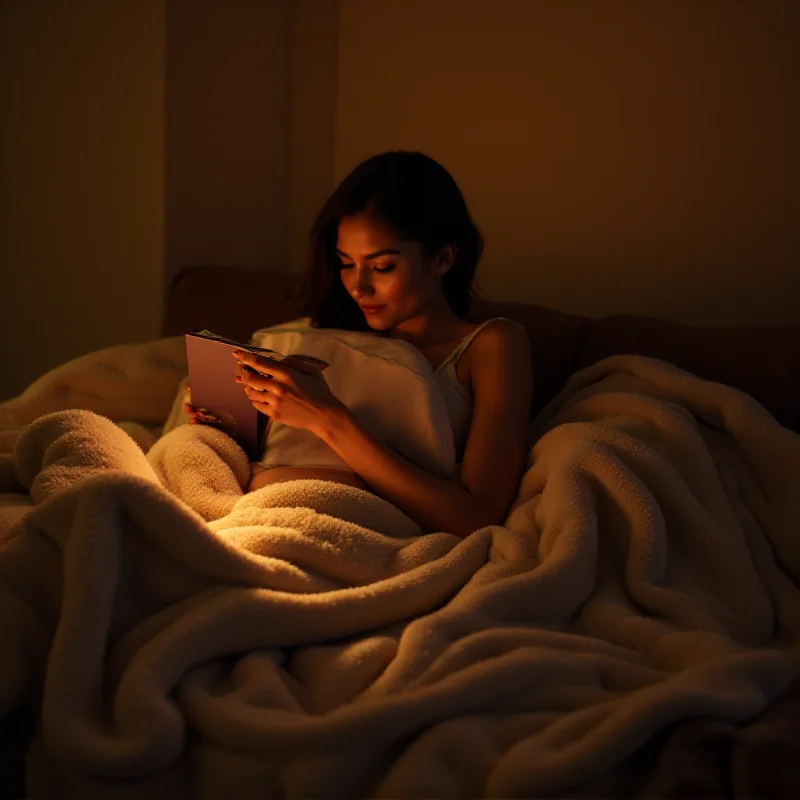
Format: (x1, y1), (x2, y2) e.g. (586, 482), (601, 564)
(336, 216), (413, 254)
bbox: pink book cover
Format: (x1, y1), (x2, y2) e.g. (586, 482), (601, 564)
(185, 330), (328, 461)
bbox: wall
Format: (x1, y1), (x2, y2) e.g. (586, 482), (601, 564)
(286, 0), (339, 277)
(0, 0), (338, 401)
(164, 0), (290, 288)
(336, 0), (800, 324)
(2, 0), (798, 402)
(164, 0), (338, 289)
(0, 0), (165, 400)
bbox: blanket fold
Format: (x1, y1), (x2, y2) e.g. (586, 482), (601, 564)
(0, 353), (798, 798)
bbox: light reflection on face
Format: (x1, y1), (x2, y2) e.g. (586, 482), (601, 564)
(336, 215), (440, 330)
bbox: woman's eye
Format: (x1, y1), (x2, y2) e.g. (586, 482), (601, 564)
(338, 261), (394, 273)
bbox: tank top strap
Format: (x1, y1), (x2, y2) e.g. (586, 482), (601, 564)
(436, 316), (525, 372)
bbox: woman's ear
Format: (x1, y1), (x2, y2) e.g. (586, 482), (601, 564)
(434, 244), (457, 276)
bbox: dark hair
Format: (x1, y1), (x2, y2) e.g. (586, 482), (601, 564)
(287, 151), (484, 331)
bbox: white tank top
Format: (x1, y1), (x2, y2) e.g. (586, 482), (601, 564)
(431, 317), (528, 462)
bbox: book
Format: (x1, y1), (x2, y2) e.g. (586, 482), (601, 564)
(184, 329), (328, 460)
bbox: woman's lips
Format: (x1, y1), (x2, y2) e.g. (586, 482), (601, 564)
(360, 305), (385, 315)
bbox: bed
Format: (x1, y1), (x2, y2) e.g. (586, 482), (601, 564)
(0, 264), (798, 798)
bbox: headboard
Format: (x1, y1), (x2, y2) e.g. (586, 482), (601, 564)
(162, 266), (799, 430)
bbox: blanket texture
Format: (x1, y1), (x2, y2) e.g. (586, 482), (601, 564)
(0, 354), (799, 798)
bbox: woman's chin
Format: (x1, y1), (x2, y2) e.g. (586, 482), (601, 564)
(364, 314), (389, 329)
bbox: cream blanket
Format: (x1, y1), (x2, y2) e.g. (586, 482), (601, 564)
(1, 354), (799, 798)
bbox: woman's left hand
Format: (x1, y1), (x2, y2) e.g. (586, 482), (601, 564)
(233, 349), (346, 434)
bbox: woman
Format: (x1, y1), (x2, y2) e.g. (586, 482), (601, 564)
(200, 151), (532, 537)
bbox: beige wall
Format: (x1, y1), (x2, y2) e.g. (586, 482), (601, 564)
(0, 0), (338, 401)
(286, 0), (339, 277)
(336, 0), (800, 324)
(164, 0), (338, 287)
(164, 0), (291, 288)
(0, 0), (165, 400)
(3, 1), (798, 401)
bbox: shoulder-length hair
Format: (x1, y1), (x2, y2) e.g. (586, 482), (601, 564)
(287, 151), (485, 331)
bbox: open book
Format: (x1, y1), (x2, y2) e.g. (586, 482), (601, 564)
(185, 329), (328, 460)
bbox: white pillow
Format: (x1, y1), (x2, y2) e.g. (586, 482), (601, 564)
(250, 320), (456, 480)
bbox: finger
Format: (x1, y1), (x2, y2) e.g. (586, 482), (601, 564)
(240, 363), (273, 382)
(233, 350), (288, 380)
(242, 371), (280, 392)
(244, 384), (282, 406)
(293, 355), (328, 372)
(281, 355), (318, 375)
(245, 390), (275, 415)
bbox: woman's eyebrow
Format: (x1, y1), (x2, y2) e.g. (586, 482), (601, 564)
(336, 247), (402, 260)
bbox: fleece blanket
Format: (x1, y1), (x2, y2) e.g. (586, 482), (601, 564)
(0, 353), (799, 798)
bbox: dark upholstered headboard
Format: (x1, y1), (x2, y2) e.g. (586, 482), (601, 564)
(161, 265), (591, 420)
(162, 266), (305, 343)
(163, 266), (800, 431)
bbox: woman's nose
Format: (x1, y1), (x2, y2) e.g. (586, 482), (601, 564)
(355, 281), (374, 297)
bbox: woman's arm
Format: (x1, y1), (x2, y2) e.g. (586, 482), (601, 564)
(314, 407), (481, 536)
(312, 321), (533, 537)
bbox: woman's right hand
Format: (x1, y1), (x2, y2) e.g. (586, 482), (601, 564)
(184, 384), (230, 427)
(183, 384), (202, 424)
(183, 384), (213, 425)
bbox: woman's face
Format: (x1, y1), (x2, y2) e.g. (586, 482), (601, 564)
(336, 215), (449, 330)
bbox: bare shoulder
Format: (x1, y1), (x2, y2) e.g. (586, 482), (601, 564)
(473, 318), (529, 350)
(467, 319), (531, 377)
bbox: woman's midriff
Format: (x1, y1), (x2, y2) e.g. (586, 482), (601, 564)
(248, 466), (370, 493)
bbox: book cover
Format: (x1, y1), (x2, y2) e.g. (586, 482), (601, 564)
(184, 330), (328, 460)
